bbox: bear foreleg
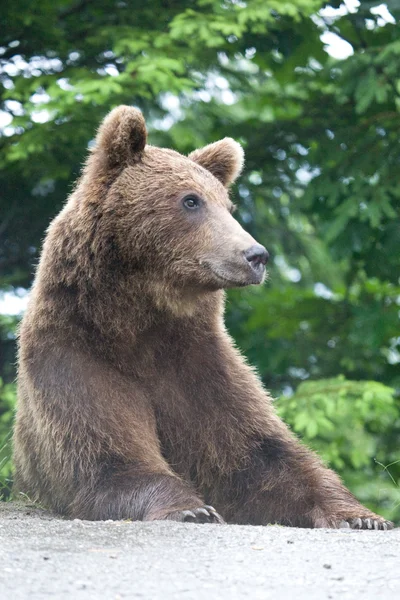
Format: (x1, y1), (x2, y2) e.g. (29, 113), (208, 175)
(214, 433), (393, 529)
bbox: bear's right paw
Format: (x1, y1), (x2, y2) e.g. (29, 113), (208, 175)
(165, 505), (225, 524)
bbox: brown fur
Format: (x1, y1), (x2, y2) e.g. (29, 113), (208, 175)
(13, 106), (392, 529)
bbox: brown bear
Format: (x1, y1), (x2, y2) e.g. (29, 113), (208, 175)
(13, 106), (392, 529)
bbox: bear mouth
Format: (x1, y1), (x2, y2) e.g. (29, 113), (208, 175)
(204, 263), (266, 287)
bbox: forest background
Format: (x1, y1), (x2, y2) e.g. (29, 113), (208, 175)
(1, 0), (399, 522)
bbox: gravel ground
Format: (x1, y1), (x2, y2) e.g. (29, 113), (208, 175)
(0, 502), (399, 600)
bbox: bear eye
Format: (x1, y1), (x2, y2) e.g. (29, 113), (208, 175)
(182, 194), (201, 210)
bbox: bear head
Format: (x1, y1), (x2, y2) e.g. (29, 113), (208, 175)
(82, 106), (268, 305)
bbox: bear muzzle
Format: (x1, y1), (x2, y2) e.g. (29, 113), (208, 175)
(203, 244), (269, 287)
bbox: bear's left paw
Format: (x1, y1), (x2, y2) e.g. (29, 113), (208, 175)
(339, 517), (393, 530)
(166, 505), (225, 524)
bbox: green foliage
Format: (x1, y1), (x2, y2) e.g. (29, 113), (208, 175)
(277, 377), (400, 521)
(1, 0), (399, 517)
(0, 314), (18, 498)
(0, 378), (15, 499)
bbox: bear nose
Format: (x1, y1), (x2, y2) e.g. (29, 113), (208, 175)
(244, 244), (269, 267)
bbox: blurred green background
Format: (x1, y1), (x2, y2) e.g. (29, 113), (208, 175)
(1, 0), (399, 522)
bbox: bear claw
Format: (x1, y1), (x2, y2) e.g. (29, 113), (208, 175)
(339, 517), (393, 530)
(167, 505), (225, 524)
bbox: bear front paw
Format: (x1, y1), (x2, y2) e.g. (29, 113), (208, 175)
(165, 505), (225, 524)
(339, 517), (393, 531)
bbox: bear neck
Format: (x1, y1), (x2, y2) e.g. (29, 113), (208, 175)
(33, 238), (226, 347)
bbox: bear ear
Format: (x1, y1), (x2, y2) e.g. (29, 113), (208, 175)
(95, 105), (147, 166)
(188, 138), (244, 187)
